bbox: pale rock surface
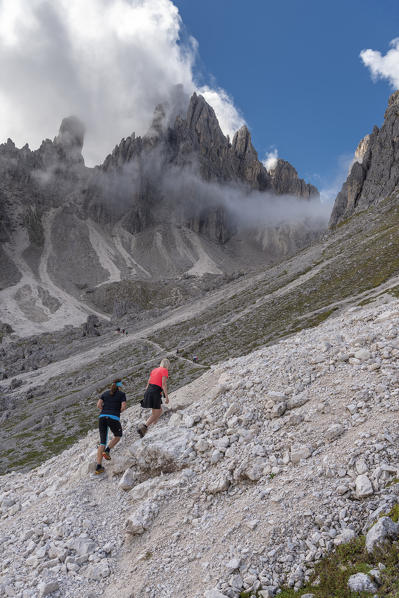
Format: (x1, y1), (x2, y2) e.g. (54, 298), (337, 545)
(204, 590), (229, 598)
(365, 516), (399, 553)
(118, 468), (135, 491)
(333, 528), (356, 546)
(347, 572), (377, 593)
(355, 474), (374, 498)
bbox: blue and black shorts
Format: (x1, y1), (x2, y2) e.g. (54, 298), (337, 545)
(99, 416), (122, 446)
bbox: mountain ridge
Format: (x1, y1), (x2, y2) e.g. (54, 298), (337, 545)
(0, 92), (322, 336)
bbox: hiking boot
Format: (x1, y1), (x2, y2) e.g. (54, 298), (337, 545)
(137, 423), (148, 438)
(95, 465), (105, 475)
(102, 449), (111, 461)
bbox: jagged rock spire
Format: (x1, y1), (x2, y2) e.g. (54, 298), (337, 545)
(330, 91), (399, 227)
(54, 116), (85, 164)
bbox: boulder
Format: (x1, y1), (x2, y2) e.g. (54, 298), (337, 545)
(82, 315), (101, 337)
(125, 499), (159, 535)
(38, 581), (59, 597)
(119, 468), (136, 491)
(204, 591), (229, 598)
(347, 572), (377, 593)
(291, 445), (312, 464)
(366, 516), (399, 553)
(128, 477), (159, 502)
(207, 475), (231, 494)
(355, 459), (368, 475)
(354, 349), (371, 361)
(270, 401), (287, 418)
(325, 423), (344, 442)
(133, 427), (193, 474)
(355, 474), (373, 498)
(333, 528), (356, 546)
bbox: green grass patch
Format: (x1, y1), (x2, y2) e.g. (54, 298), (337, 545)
(384, 504), (399, 523)
(278, 534), (399, 597)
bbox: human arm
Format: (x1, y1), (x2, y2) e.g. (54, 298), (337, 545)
(120, 401), (127, 412)
(97, 398), (104, 410)
(162, 376), (169, 404)
(146, 376), (150, 390)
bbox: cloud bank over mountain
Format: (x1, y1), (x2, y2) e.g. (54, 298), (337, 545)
(0, 0), (244, 165)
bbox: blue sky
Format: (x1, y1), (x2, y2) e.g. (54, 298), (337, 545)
(175, 0), (399, 198)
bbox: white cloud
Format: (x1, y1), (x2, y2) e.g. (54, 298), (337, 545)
(263, 148), (279, 172)
(0, 0), (244, 165)
(360, 38), (399, 89)
(200, 86), (244, 140)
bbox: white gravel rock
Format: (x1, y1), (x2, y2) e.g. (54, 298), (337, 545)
(354, 349), (371, 361)
(291, 445), (312, 464)
(118, 468), (136, 491)
(325, 423), (344, 442)
(204, 590), (229, 598)
(207, 475), (231, 494)
(333, 528), (356, 546)
(355, 459), (368, 474)
(355, 474), (374, 498)
(38, 581), (59, 597)
(225, 557), (241, 572)
(125, 499), (159, 535)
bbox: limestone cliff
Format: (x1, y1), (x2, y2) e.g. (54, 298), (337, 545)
(330, 91), (399, 227)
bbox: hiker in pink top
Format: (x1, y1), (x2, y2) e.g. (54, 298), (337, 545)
(137, 358), (170, 437)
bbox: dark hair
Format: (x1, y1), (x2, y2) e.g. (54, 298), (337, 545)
(110, 379), (121, 395)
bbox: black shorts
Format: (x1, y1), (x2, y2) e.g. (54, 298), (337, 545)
(141, 384), (163, 409)
(99, 416), (123, 445)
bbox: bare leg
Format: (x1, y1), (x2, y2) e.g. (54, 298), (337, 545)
(107, 436), (121, 449)
(145, 408), (162, 428)
(97, 444), (105, 465)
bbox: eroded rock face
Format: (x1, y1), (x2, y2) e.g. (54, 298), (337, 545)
(330, 91), (399, 227)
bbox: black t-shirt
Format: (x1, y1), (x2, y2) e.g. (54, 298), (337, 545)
(100, 390), (126, 418)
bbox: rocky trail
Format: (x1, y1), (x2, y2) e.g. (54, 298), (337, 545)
(3, 296), (399, 597)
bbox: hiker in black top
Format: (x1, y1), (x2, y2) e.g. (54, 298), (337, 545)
(95, 379), (127, 474)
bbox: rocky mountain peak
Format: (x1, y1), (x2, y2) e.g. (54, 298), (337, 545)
(269, 159), (319, 199)
(232, 125), (255, 158)
(53, 115), (85, 165)
(354, 134), (371, 164)
(231, 125), (271, 191)
(330, 91), (399, 227)
(386, 89), (399, 114)
(55, 116), (85, 150)
(185, 92), (226, 148)
(145, 104), (167, 140)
